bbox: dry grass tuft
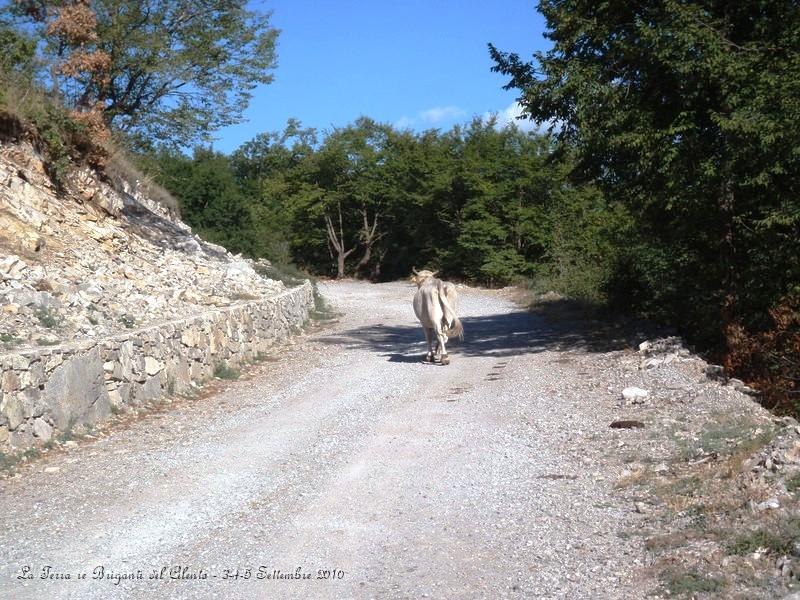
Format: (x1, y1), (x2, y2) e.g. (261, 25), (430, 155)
(102, 141), (180, 216)
(621, 411), (797, 598)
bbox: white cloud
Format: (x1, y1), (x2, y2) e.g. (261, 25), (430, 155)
(483, 101), (537, 132)
(419, 105), (467, 124)
(393, 115), (415, 130)
(394, 102), (556, 133)
(394, 105), (467, 129)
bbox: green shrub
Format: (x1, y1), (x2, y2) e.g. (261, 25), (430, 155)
(662, 570), (723, 597)
(1, 332), (20, 347)
(310, 288), (338, 321)
(213, 362), (240, 380)
(727, 519), (800, 556)
(786, 472), (800, 493)
(35, 306), (61, 329)
(21, 448), (40, 461)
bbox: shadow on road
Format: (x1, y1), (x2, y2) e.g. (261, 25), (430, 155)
(318, 306), (650, 361)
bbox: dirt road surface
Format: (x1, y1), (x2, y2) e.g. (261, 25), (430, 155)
(0, 281), (654, 599)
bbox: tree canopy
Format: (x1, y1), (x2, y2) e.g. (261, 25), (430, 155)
(491, 0), (800, 405)
(148, 117), (602, 289)
(9, 0), (279, 147)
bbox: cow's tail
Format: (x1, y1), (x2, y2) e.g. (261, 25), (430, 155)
(438, 284), (464, 340)
(446, 314), (464, 340)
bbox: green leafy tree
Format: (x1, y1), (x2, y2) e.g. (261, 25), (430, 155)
(433, 118), (555, 285)
(153, 147), (252, 253)
(150, 115), (601, 292)
(371, 127), (446, 280)
(230, 119), (319, 262)
(282, 118), (394, 278)
(12, 0), (278, 147)
(0, 18), (36, 77)
(490, 0), (800, 346)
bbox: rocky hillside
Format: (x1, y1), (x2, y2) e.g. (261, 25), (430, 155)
(0, 140), (286, 351)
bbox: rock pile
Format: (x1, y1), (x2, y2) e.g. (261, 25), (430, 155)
(602, 332), (800, 598)
(0, 140), (313, 452)
(0, 141), (285, 350)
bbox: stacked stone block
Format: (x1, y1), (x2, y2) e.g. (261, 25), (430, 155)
(0, 283), (313, 450)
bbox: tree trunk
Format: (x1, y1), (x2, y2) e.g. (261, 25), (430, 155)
(337, 253), (346, 279)
(355, 208), (384, 279)
(370, 248), (388, 280)
(324, 200), (356, 279)
(356, 245), (372, 275)
(720, 178), (739, 343)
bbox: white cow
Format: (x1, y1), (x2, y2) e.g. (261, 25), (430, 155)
(411, 268), (463, 365)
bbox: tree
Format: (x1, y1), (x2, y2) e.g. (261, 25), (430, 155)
(370, 127), (444, 280)
(153, 147), (252, 253)
(491, 0), (800, 406)
(431, 117), (554, 285)
(295, 118), (393, 279)
(154, 114), (589, 289)
(0, 17), (37, 78)
(490, 0), (800, 338)
(227, 120), (316, 263)
(12, 0), (278, 147)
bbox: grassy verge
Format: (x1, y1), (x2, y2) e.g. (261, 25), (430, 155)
(213, 362), (240, 380)
(309, 288), (338, 321)
(254, 261), (339, 322)
(0, 72), (177, 212)
(0, 73), (94, 185)
(615, 410), (800, 598)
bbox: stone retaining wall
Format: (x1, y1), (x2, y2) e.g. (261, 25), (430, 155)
(0, 282), (314, 451)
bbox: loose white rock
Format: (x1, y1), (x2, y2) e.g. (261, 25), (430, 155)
(757, 498), (780, 511)
(622, 387), (649, 404)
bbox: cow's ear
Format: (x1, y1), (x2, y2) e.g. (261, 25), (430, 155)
(431, 270), (439, 277)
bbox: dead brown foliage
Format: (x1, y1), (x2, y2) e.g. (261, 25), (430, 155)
(726, 296), (800, 414)
(46, 1), (98, 44)
(58, 49), (111, 82)
(70, 102), (110, 166)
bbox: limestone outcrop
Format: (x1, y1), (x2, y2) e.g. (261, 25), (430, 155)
(0, 140), (314, 451)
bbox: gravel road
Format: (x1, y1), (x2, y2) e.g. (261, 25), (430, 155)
(0, 280), (655, 599)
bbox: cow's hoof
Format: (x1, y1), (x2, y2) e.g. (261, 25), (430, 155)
(441, 354), (450, 365)
(423, 353), (434, 363)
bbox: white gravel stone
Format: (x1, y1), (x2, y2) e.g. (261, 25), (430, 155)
(622, 387), (649, 403)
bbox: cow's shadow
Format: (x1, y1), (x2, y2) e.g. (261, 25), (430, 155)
(318, 306), (653, 361)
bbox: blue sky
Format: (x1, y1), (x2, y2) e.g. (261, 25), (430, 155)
(214, 0), (549, 153)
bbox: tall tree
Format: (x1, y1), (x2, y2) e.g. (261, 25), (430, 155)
(295, 118), (393, 278)
(490, 0), (800, 345)
(153, 147), (251, 253)
(12, 0), (278, 147)
(0, 16), (37, 78)
(229, 119), (318, 263)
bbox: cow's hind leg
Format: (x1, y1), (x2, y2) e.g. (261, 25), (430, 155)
(440, 334), (450, 365)
(434, 325), (449, 365)
(423, 327), (434, 362)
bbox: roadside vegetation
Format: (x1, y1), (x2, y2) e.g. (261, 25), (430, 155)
(212, 362), (240, 381)
(490, 2), (800, 414)
(614, 407), (800, 599)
